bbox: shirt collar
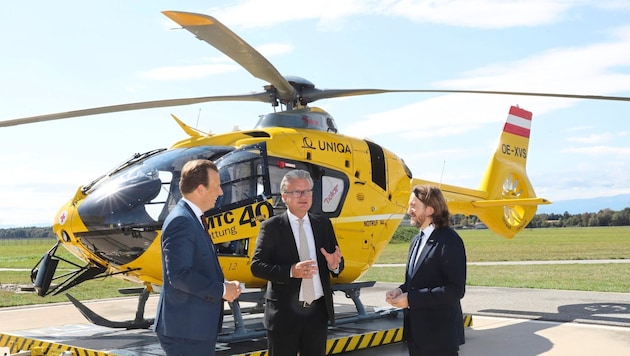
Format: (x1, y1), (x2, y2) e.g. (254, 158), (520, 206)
(182, 197), (203, 219)
(287, 210), (310, 225)
(421, 224), (435, 238)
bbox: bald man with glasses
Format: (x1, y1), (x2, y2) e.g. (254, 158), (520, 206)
(251, 169), (344, 356)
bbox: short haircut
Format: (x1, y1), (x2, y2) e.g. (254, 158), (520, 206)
(179, 159), (218, 195)
(279, 169), (313, 193)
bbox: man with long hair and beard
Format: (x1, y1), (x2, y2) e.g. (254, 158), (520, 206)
(386, 184), (467, 356)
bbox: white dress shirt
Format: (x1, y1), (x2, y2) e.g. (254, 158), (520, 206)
(287, 211), (325, 301)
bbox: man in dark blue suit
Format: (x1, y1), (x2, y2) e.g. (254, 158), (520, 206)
(386, 184), (467, 356)
(154, 159), (242, 356)
(251, 169), (344, 356)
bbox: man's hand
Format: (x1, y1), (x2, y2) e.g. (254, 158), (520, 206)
(223, 280), (242, 302)
(385, 288), (408, 308)
(292, 259), (318, 279)
(321, 245), (342, 271)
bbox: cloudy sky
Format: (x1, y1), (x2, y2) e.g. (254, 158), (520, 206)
(1, 0), (629, 227)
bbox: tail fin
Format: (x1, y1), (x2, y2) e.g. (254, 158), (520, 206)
(412, 106), (550, 238)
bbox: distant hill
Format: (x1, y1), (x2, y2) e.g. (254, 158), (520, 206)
(536, 194), (630, 215)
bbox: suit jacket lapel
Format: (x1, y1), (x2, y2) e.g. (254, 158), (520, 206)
(180, 200), (206, 235)
(308, 213), (323, 250)
(411, 234), (435, 277)
(181, 200), (223, 277)
(281, 212), (301, 261)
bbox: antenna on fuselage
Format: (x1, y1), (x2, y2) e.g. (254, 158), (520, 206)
(196, 108), (202, 128)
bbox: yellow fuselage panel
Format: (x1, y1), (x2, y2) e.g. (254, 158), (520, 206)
(168, 127), (410, 285)
(53, 126), (412, 288)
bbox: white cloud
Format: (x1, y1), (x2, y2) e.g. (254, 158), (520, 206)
(566, 132), (614, 144)
(206, 0), (364, 29)
(206, 0), (606, 30)
(436, 34), (630, 96)
(256, 43), (294, 57)
(564, 145), (630, 156)
(384, 0), (577, 28)
(341, 23), (630, 140)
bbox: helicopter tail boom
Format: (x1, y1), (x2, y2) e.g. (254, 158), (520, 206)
(412, 106), (549, 238)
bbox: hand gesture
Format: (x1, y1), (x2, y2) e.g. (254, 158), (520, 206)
(292, 259), (318, 279)
(320, 245), (342, 270)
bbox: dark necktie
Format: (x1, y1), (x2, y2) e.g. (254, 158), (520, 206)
(408, 232), (424, 276)
(200, 215), (210, 233)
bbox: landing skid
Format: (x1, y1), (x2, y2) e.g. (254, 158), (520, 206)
(66, 281), (398, 342)
(67, 288), (154, 329)
(331, 281), (399, 325)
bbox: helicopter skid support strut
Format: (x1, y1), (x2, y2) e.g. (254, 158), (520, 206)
(218, 281), (399, 343)
(331, 281), (399, 326)
(65, 281), (397, 343)
(66, 288), (154, 329)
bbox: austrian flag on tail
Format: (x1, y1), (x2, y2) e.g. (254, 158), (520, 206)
(504, 106), (532, 138)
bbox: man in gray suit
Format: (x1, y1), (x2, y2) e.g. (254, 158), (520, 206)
(154, 159), (241, 356)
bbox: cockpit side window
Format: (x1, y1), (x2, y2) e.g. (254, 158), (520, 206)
(266, 158), (348, 218)
(214, 147), (266, 210)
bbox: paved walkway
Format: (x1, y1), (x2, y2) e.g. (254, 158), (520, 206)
(373, 258), (630, 267)
(2, 282), (629, 355)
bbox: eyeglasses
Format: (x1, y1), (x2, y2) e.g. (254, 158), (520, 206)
(284, 189), (313, 198)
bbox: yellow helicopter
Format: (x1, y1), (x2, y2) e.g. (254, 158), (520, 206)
(3, 10), (628, 339)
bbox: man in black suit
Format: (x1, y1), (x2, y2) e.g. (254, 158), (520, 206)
(386, 184), (467, 356)
(251, 169), (344, 356)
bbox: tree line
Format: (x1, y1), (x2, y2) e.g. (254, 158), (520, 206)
(450, 207), (630, 228)
(1, 207), (629, 239)
(0, 226), (55, 239)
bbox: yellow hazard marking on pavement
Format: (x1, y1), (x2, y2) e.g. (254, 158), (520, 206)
(232, 327), (404, 356)
(464, 314), (473, 327)
(1, 315), (473, 355)
(0, 333), (112, 356)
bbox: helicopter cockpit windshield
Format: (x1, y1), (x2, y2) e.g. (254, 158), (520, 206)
(78, 146), (234, 229)
(74, 146), (233, 265)
(72, 141), (348, 265)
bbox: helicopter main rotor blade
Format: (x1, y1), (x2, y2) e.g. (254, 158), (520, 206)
(0, 92), (271, 128)
(162, 11), (296, 104)
(301, 88), (630, 103)
(4, 88), (629, 128)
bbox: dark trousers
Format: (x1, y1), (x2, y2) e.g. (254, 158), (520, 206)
(407, 340), (459, 356)
(267, 298), (329, 356)
(157, 333), (217, 356)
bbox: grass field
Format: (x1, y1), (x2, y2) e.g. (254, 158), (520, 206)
(1, 226), (629, 307)
(361, 226), (630, 293)
(0, 239), (139, 307)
